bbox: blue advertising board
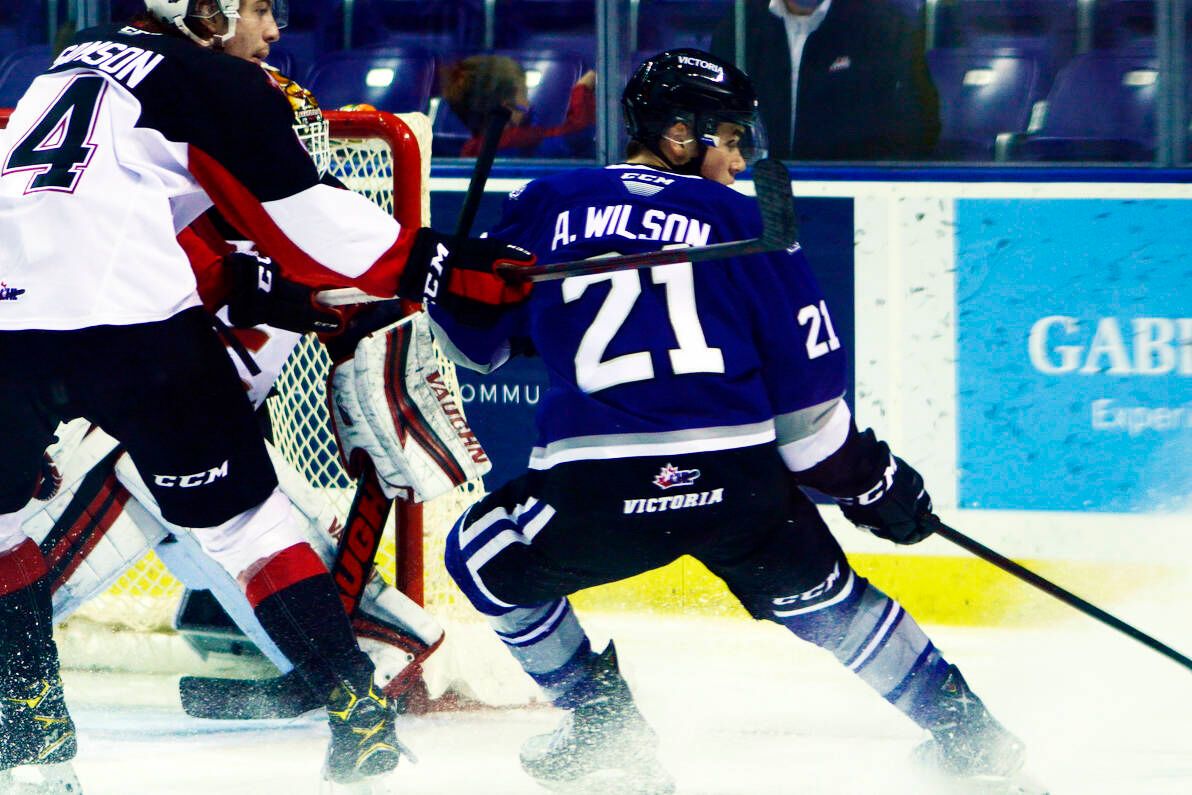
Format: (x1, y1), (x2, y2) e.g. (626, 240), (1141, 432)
(434, 185), (856, 489)
(955, 199), (1192, 512)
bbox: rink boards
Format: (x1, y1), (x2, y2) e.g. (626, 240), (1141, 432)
(429, 173), (1192, 627)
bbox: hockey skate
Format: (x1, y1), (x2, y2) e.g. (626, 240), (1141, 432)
(520, 643), (674, 795)
(912, 666), (1047, 794)
(323, 677), (413, 787)
(0, 675), (82, 794)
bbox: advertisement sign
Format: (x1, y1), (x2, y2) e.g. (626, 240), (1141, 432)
(955, 199), (1192, 512)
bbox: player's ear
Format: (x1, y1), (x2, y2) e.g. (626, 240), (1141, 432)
(660, 121), (692, 164)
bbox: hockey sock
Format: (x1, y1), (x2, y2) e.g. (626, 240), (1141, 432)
(0, 540), (60, 688)
(247, 543), (375, 699)
(775, 575), (954, 728)
(488, 598), (595, 706)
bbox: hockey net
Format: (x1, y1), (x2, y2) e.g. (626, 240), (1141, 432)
(0, 108), (485, 668)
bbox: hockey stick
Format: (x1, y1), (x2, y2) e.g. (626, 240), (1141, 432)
(456, 105), (512, 238)
(496, 156), (797, 282)
(933, 520), (1192, 673)
(181, 107), (513, 721)
(314, 157), (798, 304)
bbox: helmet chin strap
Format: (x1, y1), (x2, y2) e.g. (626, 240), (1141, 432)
(652, 134), (705, 176)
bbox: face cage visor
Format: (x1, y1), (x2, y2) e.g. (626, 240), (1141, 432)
(196, 0), (289, 31)
(694, 111), (769, 166)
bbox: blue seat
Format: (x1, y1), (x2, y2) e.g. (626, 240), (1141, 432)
(1089, 0), (1155, 51)
(928, 48), (1045, 160)
(635, 0), (734, 53)
(0, 45), (53, 108)
(274, 0), (345, 80)
(352, 0), (481, 52)
(494, 1), (595, 67)
(933, 1), (1077, 89)
(305, 48), (437, 113)
(432, 49), (585, 157)
(0, 3), (48, 51)
(1002, 51), (1160, 161)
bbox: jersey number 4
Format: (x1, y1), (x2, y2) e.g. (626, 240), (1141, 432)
(3, 75), (106, 193)
(564, 262), (725, 393)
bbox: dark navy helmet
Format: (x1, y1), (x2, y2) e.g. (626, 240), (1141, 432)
(622, 48), (767, 165)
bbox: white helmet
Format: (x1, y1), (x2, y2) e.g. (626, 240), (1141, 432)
(144, 1), (289, 47)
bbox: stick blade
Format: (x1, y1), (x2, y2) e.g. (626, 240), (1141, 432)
(750, 157), (798, 248)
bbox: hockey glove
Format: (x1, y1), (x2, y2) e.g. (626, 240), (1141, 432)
(837, 454), (936, 545)
(398, 228), (536, 326)
(224, 252), (344, 334)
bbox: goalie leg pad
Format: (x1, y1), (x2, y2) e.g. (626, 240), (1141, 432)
(16, 422), (167, 621)
(328, 311), (491, 503)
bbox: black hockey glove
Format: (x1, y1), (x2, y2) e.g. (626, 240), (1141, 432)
(837, 454), (936, 545)
(224, 252), (344, 334)
(398, 228), (536, 326)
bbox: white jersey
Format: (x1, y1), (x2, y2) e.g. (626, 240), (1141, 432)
(0, 24), (412, 331)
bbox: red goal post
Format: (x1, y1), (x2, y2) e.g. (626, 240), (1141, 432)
(0, 107), (437, 628)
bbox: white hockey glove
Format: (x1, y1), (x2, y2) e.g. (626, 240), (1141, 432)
(328, 311), (490, 502)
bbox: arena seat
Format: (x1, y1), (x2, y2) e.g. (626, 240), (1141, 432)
(493, 1), (595, 67)
(432, 49), (585, 157)
(1001, 50), (1160, 161)
(635, 0), (734, 53)
(305, 48), (437, 113)
(928, 48), (1046, 160)
(0, 3), (48, 51)
(0, 45), (53, 108)
(351, 0), (482, 52)
(932, 0), (1078, 90)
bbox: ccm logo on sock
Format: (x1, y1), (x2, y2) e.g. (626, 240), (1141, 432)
(153, 460), (229, 487)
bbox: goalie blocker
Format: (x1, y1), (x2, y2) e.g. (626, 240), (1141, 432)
(328, 311), (491, 504)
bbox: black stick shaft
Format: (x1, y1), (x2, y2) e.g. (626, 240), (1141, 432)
(455, 105), (512, 238)
(934, 521), (1192, 672)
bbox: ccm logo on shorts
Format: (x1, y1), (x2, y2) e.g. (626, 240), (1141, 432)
(153, 460), (229, 488)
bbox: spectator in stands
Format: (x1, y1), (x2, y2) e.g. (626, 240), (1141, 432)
(710, 0), (939, 160)
(441, 54), (596, 158)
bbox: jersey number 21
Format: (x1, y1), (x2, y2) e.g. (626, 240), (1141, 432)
(563, 262), (725, 393)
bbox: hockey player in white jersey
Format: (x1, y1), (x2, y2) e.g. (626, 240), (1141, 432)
(431, 50), (1037, 794)
(0, 0), (533, 787)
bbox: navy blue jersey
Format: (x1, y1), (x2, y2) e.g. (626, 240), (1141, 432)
(430, 164), (848, 470)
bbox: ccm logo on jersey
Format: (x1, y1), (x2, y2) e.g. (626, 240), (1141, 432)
(153, 460), (229, 488)
(423, 243), (450, 300)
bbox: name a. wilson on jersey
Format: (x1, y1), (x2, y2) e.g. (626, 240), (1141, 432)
(551, 204), (711, 251)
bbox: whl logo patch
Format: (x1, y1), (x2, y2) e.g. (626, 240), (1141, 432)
(653, 463), (700, 490)
(0, 282), (26, 301)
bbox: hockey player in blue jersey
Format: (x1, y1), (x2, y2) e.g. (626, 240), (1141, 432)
(431, 49), (1032, 793)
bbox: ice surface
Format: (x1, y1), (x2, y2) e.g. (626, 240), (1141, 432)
(53, 607), (1192, 794)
